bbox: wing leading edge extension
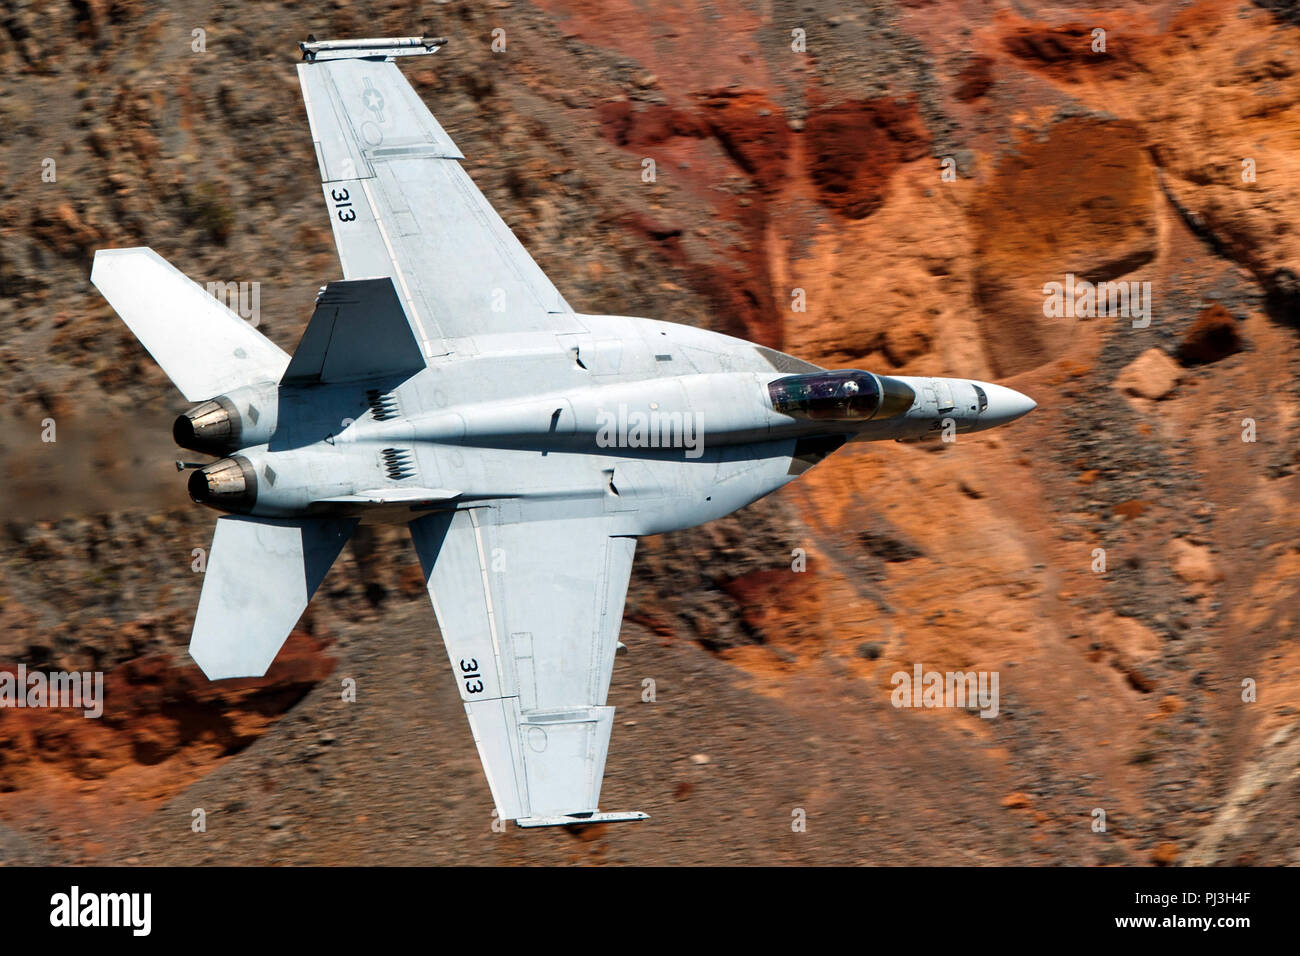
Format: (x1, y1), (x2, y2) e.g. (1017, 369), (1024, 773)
(409, 510), (647, 827)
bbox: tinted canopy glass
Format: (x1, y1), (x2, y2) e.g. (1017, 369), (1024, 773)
(768, 370), (882, 421)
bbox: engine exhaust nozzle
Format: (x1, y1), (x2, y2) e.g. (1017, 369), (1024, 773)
(187, 455), (257, 513)
(174, 396), (241, 454)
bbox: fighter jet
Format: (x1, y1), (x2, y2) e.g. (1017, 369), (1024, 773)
(89, 35), (1035, 827)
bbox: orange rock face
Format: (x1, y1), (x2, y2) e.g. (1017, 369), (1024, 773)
(0, 632), (334, 835)
(541, 0), (1300, 863)
(803, 96), (932, 221)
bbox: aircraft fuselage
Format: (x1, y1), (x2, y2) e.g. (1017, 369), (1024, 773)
(180, 315), (1035, 536)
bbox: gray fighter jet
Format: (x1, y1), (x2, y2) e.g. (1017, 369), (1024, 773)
(90, 36), (1035, 827)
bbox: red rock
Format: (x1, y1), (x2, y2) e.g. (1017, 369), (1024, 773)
(1152, 842), (1179, 866)
(955, 55), (995, 101)
(1178, 304), (1243, 365)
(804, 96), (931, 221)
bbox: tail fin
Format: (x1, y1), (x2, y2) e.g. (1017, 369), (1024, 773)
(90, 247), (290, 402)
(190, 515), (357, 679)
(281, 277), (426, 385)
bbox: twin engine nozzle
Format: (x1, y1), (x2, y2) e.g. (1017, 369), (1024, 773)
(173, 395), (241, 454)
(175, 384), (279, 512)
(173, 383), (279, 455)
(187, 455), (257, 512)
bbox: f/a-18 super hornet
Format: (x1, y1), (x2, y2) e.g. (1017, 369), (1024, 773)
(90, 35), (1035, 827)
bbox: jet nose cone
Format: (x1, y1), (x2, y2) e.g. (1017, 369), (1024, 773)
(979, 383), (1037, 425)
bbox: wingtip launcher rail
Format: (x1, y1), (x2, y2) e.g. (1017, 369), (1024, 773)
(299, 35), (449, 62)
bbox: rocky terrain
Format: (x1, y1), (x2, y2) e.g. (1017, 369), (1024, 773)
(0, 0), (1297, 865)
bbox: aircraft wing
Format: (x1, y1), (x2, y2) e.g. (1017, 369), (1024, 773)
(408, 510), (647, 827)
(296, 46), (583, 359)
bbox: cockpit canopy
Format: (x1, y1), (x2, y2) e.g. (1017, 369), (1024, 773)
(768, 370), (915, 422)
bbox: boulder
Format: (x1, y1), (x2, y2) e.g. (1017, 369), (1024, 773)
(1114, 348), (1181, 400)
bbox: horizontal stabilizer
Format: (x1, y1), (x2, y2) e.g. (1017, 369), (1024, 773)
(190, 515), (357, 679)
(282, 277), (426, 385)
(90, 248), (290, 402)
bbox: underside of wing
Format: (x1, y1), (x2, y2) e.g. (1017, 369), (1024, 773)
(297, 49), (583, 353)
(409, 509), (646, 827)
